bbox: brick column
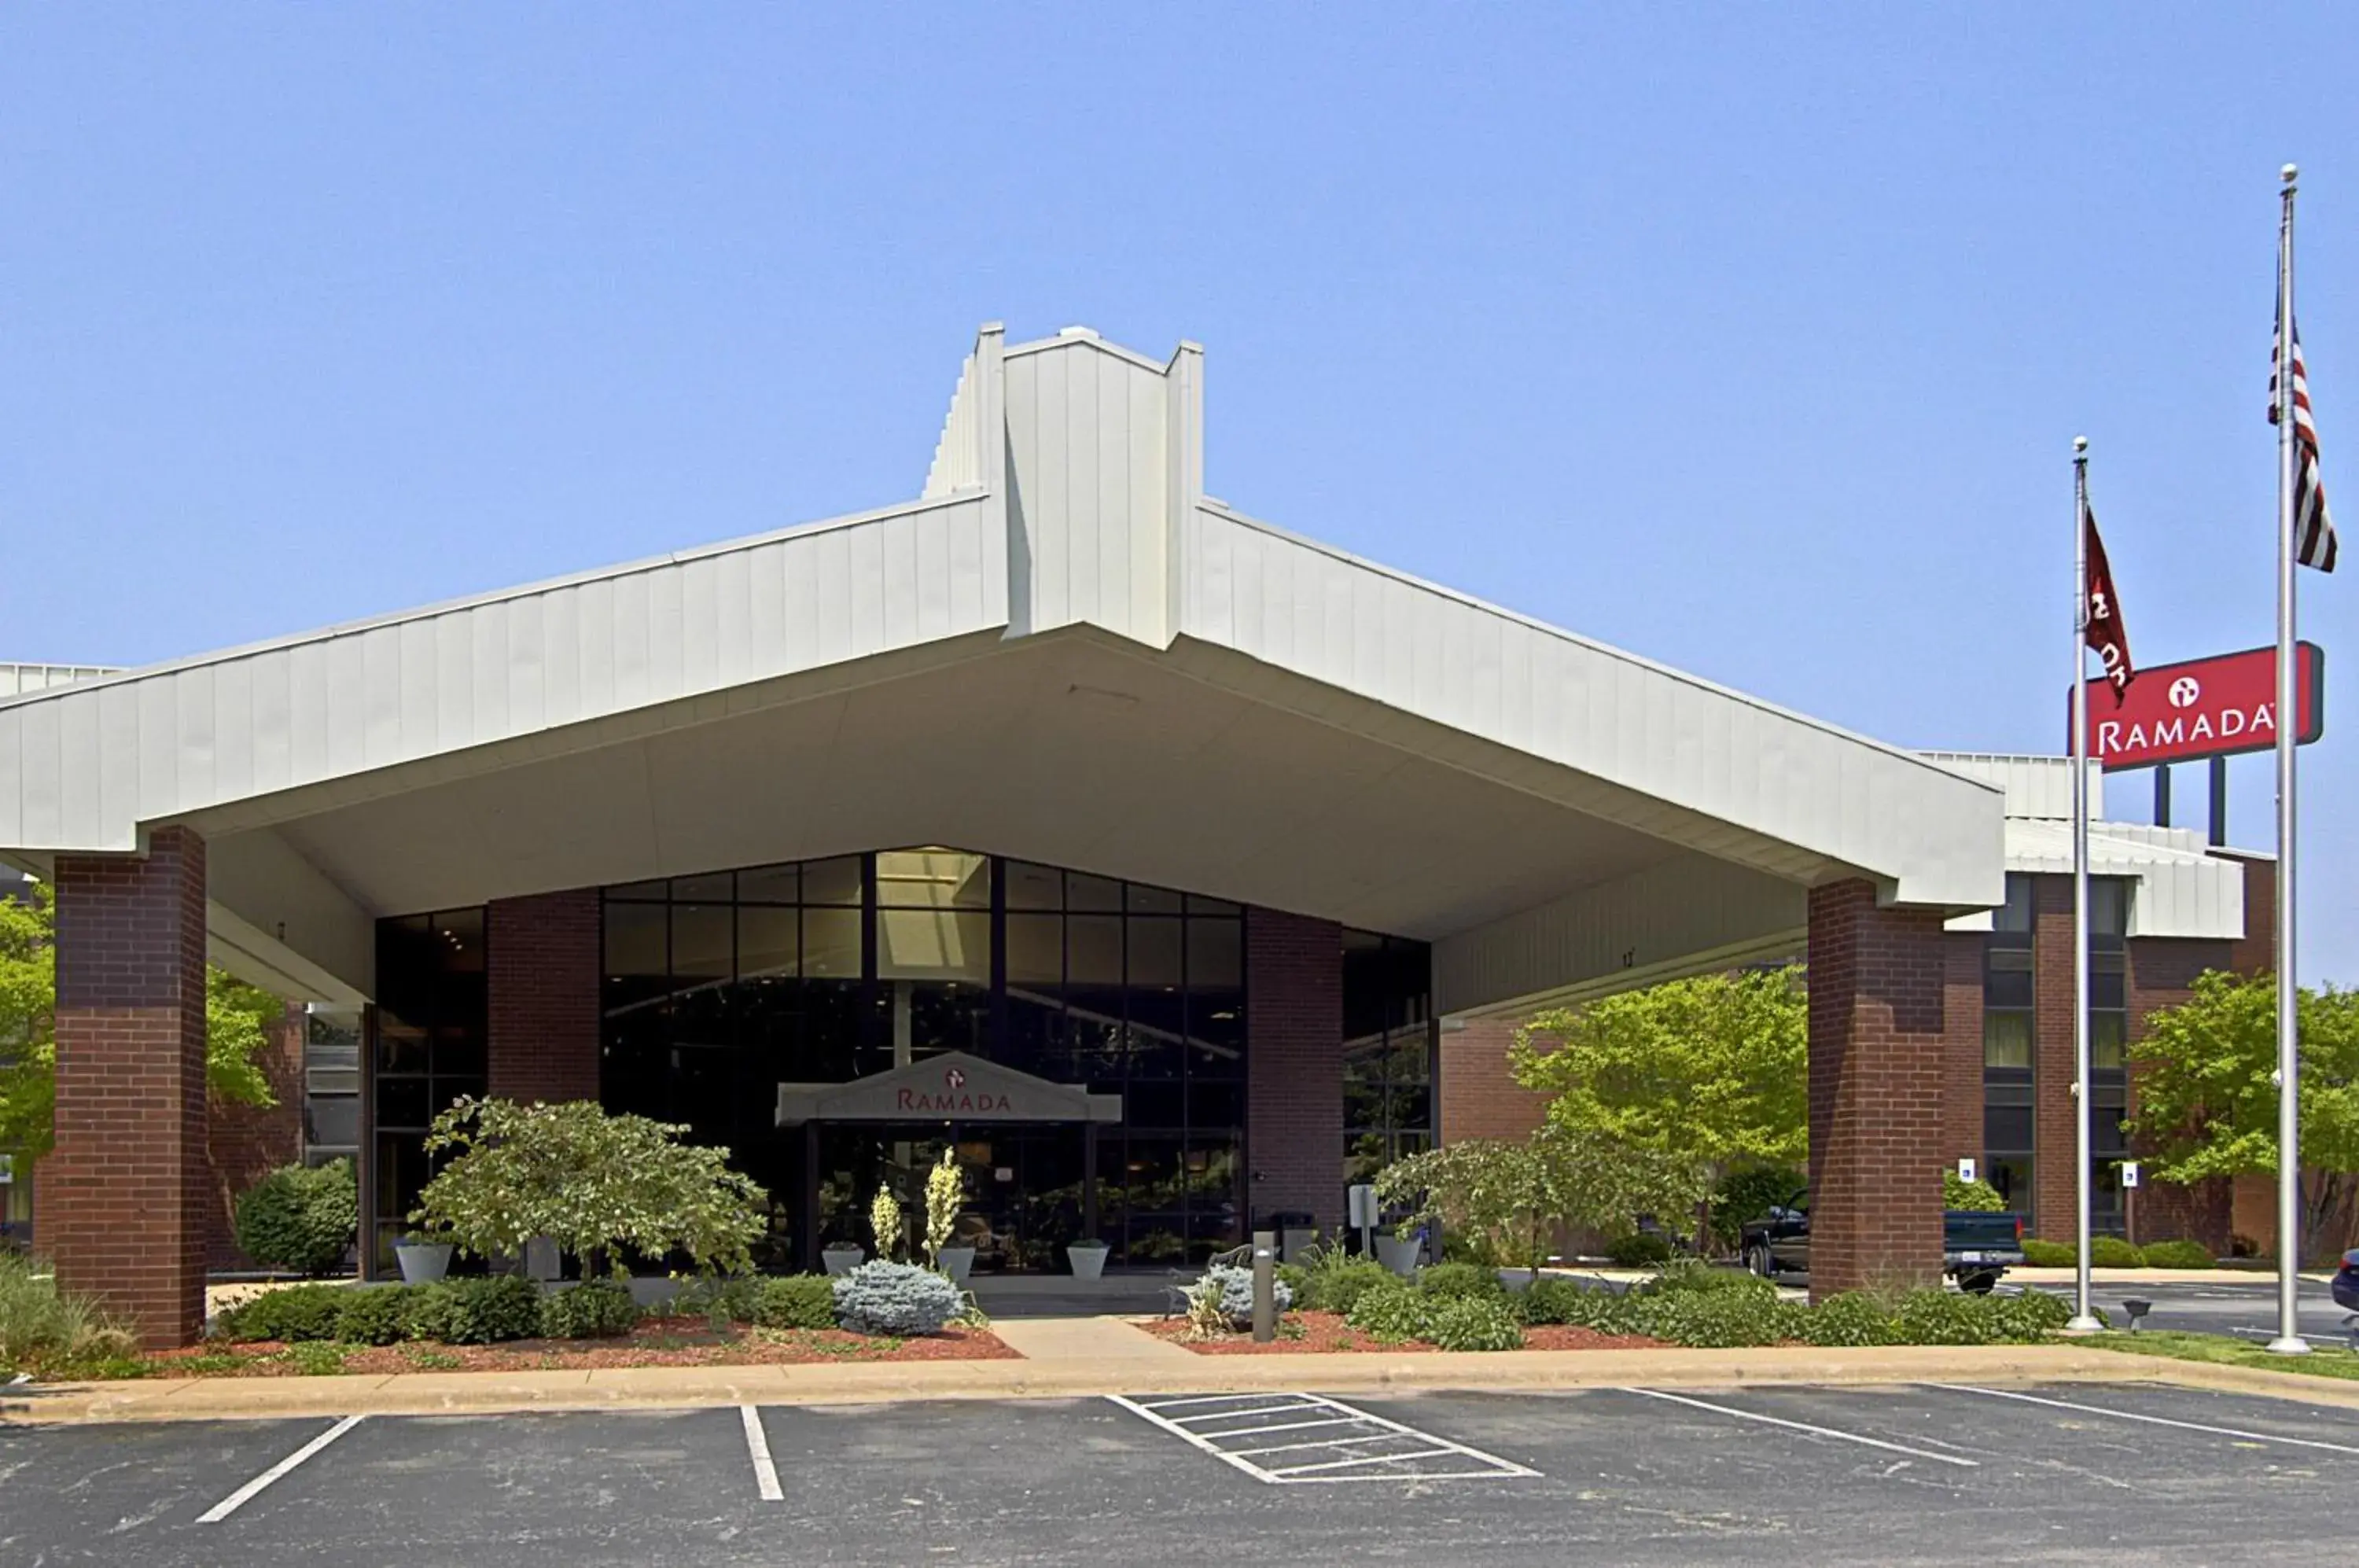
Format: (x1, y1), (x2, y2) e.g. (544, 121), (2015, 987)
(1805, 879), (1946, 1298)
(1246, 907), (1343, 1235)
(50, 826), (211, 1348)
(2030, 874), (2077, 1240)
(1941, 933), (1984, 1174)
(488, 889), (604, 1105)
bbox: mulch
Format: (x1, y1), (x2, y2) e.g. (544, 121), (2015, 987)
(1139, 1310), (1663, 1355)
(139, 1317), (1018, 1378)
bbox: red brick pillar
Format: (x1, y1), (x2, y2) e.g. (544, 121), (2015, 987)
(50, 826), (211, 1348)
(1246, 907), (1343, 1235)
(2030, 875), (2077, 1241)
(1941, 934), (1984, 1175)
(488, 889), (602, 1104)
(1806, 879), (1947, 1299)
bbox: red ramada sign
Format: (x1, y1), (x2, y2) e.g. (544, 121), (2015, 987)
(2075, 642), (2325, 771)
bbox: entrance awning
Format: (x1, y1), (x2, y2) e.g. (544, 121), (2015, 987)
(775, 1051), (1123, 1126)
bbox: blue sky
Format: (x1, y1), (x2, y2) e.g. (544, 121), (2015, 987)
(2, 9), (2353, 978)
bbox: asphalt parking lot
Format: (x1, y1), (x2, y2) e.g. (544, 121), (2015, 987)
(5, 1379), (2355, 1566)
(2026, 1275), (2354, 1345)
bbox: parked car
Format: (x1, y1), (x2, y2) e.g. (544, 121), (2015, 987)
(2331, 1250), (2359, 1314)
(1740, 1189), (2026, 1294)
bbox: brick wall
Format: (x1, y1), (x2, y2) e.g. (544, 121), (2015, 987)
(488, 889), (603, 1105)
(47, 827), (210, 1348)
(1805, 879), (1947, 1297)
(1437, 1015), (1547, 1144)
(2029, 875), (2078, 1240)
(1246, 906), (1343, 1235)
(205, 1003), (306, 1270)
(1941, 933), (1984, 1171)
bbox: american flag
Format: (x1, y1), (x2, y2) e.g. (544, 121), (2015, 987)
(2272, 301), (2340, 572)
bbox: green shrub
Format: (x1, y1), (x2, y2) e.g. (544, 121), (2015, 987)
(753, 1275), (837, 1331)
(1604, 1231), (1673, 1267)
(1274, 1262), (1309, 1302)
(2090, 1236), (2147, 1269)
(1519, 1276), (1642, 1330)
(2137, 1239), (2215, 1270)
(542, 1280), (642, 1339)
(833, 1261), (962, 1336)
(398, 1275), (543, 1345)
(2020, 1238), (2076, 1267)
(1990, 1288), (2074, 1342)
(1422, 1296), (1525, 1352)
(1632, 1289), (1797, 1348)
(1891, 1288), (1996, 1345)
(1639, 1261), (1777, 1300)
(1942, 1171), (2008, 1212)
(673, 1275), (762, 1325)
(1416, 1261), (1504, 1301)
(217, 1283), (350, 1343)
(333, 1287), (411, 1346)
(234, 1159), (359, 1277)
(1294, 1257), (1396, 1316)
(0, 1252), (137, 1371)
(1800, 1291), (1897, 1347)
(1345, 1280), (1434, 1342)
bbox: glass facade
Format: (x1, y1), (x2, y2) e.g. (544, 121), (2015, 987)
(371, 910), (488, 1269)
(598, 849), (1255, 1268)
(1342, 929), (1435, 1198)
(1981, 874), (2035, 1209)
(362, 848), (1437, 1275)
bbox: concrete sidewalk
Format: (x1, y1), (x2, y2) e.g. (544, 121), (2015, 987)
(11, 1315), (2359, 1426)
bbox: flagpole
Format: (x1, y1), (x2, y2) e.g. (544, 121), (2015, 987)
(2269, 164), (2309, 1355)
(2069, 436), (2100, 1332)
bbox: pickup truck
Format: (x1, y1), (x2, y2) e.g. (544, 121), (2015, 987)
(1739, 1191), (2026, 1294)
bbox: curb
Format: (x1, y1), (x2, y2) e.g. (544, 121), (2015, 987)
(9, 1341), (2343, 1426)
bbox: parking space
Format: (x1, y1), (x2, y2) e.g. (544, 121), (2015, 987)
(6, 1381), (2359, 1564)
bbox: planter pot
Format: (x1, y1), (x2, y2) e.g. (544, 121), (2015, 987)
(936, 1246), (977, 1284)
(821, 1246), (865, 1277)
(394, 1242), (453, 1284)
(1375, 1235), (1422, 1277)
(1066, 1243), (1110, 1281)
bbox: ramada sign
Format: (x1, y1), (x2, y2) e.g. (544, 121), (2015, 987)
(894, 1066), (1017, 1117)
(2075, 642), (2325, 771)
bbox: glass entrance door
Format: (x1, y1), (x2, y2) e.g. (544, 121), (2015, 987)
(812, 1122), (1095, 1272)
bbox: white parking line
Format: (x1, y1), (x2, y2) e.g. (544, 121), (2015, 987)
(1109, 1392), (1539, 1484)
(197, 1415), (366, 1523)
(1618, 1388), (1979, 1468)
(740, 1404), (783, 1501)
(1927, 1383), (2359, 1456)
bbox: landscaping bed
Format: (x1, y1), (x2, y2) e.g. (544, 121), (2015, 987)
(135, 1316), (1014, 1378)
(1142, 1309), (1662, 1355)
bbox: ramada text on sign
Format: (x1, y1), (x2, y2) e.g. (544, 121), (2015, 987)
(2074, 642), (2324, 771)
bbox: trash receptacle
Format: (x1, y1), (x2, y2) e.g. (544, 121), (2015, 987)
(1259, 1209), (1318, 1262)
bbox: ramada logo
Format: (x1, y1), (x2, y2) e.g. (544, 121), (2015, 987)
(896, 1062), (1010, 1115)
(2168, 676), (2201, 709)
(2098, 701), (2273, 758)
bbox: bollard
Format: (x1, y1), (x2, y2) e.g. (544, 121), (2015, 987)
(1253, 1229), (1276, 1343)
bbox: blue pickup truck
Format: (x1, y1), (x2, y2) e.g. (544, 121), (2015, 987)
(1739, 1189), (2027, 1294)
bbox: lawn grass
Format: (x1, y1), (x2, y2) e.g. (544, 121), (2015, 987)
(2088, 1330), (2359, 1382)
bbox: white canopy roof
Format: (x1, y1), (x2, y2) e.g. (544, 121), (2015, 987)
(0, 325), (2005, 1010)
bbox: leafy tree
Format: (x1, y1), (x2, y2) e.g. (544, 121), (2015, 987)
(0, 882), (282, 1165)
(1942, 1170), (2006, 1211)
(2126, 970), (2359, 1264)
(1511, 966), (1807, 1248)
(1374, 1126), (1705, 1271)
(412, 1096), (768, 1278)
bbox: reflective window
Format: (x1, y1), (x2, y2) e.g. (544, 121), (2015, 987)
(368, 910), (488, 1271)
(1341, 929), (1434, 1213)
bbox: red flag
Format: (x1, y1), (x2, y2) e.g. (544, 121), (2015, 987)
(2082, 498), (2133, 704)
